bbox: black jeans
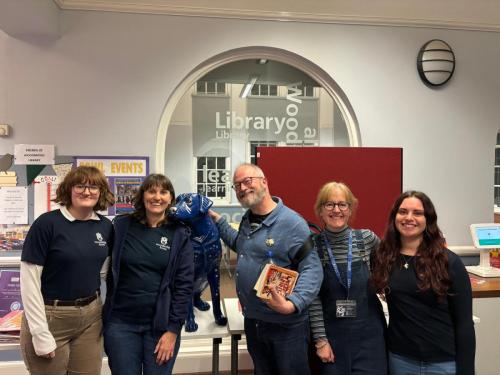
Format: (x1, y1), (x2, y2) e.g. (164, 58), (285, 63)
(244, 317), (310, 375)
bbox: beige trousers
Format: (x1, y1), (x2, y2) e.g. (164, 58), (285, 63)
(20, 298), (103, 375)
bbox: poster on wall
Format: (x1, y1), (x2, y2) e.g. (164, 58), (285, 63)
(115, 177), (142, 214)
(33, 175), (61, 220)
(0, 268), (22, 334)
(0, 187), (28, 224)
(74, 156), (149, 216)
(0, 225), (29, 254)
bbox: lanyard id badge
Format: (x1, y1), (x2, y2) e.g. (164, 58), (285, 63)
(336, 299), (357, 318)
(324, 230), (357, 318)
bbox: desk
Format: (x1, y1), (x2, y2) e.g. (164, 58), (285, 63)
(181, 302), (229, 375)
(468, 273), (500, 374)
(469, 274), (500, 298)
(223, 298), (244, 375)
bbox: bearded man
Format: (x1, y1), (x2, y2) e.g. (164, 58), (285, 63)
(209, 163), (323, 375)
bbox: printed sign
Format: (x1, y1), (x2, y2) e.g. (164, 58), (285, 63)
(0, 187), (28, 224)
(14, 144), (55, 165)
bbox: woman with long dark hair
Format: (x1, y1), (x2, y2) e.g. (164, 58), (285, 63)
(371, 191), (475, 375)
(103, 174), (194, 375)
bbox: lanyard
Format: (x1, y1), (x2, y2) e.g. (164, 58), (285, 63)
(267, 250), (274, 264)
(323, 230), (352, 299)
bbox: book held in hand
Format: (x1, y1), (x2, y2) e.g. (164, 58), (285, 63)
(254, 263), (299, 300)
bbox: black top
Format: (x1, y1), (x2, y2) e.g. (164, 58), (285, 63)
(111, 219), (174, 323)
(248, 211), (271, 231)
(103, 215), (194, 335)
(386, 248), (475, 375)
(21, 209), (113, 300)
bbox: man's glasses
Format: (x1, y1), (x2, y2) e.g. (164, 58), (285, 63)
(73, 184), (100, 194)
(323, 201), (350, 211)
(231, 177), (264, 190)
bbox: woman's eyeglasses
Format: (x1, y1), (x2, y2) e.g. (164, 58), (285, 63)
(73, 184), (100, 194)
(323, 201), (350, 211)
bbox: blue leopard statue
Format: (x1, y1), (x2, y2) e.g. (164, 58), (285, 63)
(169, 193), (228, 332)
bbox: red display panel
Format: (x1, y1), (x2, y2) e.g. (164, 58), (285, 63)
(257, 147), (402, 237)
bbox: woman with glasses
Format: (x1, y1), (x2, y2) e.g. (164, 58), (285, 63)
(309, 181), (387, 375)
(20, 166), (115, 375)
(102, 174), (194, 375)
(371, 191), (475, 375)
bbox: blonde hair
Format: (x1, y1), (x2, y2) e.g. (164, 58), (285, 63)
(314, 181), (358, 218)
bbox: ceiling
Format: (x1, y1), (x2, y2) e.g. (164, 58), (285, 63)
(52, 0), (500, 32)
(2, 0), (500, 39)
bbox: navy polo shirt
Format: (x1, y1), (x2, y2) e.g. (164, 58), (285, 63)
(111, 219), (174, 324)
(22, 209), (113, 300)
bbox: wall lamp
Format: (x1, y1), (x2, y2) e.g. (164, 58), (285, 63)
(417, 39), (455, 88)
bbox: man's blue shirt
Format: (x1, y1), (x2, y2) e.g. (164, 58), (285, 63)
(217, 197), (323, 323)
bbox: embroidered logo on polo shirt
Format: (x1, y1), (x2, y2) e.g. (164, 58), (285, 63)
(156, 236), (170, 251)
(94, 232), (107, 247)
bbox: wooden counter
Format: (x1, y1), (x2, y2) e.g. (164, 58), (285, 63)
(469, 274), (500, 298)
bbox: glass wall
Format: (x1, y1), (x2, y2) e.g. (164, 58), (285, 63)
(165, 58), (350, 210)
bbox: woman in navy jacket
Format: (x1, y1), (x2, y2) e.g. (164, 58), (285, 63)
(103, 174), (194, 375)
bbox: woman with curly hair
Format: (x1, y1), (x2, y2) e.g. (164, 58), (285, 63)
(371, 191), (475, 375)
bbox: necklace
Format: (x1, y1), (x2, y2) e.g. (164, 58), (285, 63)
(400, 254), (414, 269)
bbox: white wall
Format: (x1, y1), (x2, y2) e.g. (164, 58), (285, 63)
(1, 10), (499, 245)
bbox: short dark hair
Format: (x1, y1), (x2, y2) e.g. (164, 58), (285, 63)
(54, 166), (115, 211)
(130, 174), (176, 223)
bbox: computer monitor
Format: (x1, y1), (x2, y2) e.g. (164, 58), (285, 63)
(467, 223), (500, 277)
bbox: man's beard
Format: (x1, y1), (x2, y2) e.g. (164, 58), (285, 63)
(238, 186), (266, 209)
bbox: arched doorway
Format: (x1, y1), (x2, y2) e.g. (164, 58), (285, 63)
(156, 46), (360, 177)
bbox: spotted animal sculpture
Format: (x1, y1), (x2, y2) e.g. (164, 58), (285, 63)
(169, 193), (227, 332)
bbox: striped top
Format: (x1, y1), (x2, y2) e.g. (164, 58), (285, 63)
(309, 227), (380, 341)
(318, 227), (379, 264)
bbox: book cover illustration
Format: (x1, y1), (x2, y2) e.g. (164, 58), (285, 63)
(254, 263), (298, 300)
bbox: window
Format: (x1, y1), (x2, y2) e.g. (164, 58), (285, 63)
(289, 84), (315, 97)
(196, 81), (226, 95)
(250, 84), (278, 97)
(249, 141), (278, 165)
(495, 132), (500, 211)
(196, 157), (230, 201)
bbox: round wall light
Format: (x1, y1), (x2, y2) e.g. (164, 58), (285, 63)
(417, 39), (455, 88)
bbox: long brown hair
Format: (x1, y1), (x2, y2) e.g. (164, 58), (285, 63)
(370, 191), (451, 299)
